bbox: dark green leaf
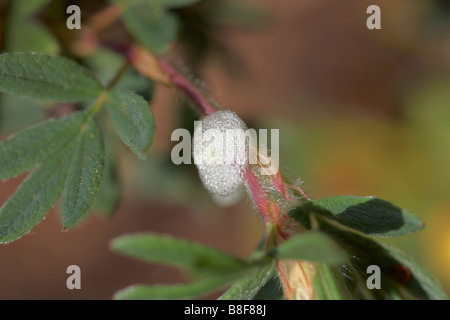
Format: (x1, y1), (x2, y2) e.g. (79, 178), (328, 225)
(252, 272), (284, 300)
(292, 196), (424, 237)
(0, 144), (76, 243)
(111, 233), (247, 276)
(121, 4), (178, 54)
(0, 112), (86, 180)
(0, 53), (103, 101)
(115, 277), (234, 300)
(315, 219), (448, 300)
(271, 231), (347, 265)
(219, 260), (275, 300)
(61, 119), (105, 229)
(93, 146), (121, 217)
(105, 90), (155, 159)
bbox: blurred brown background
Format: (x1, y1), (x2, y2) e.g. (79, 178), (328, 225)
(1, 0), (450, 299)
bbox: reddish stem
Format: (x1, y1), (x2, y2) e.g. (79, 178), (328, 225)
(244, 167), (270, 223)
(157, 60), (216, 116)
(288, 184), (311, 200)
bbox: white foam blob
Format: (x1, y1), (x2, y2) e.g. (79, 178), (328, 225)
(192, 110), (248, 197)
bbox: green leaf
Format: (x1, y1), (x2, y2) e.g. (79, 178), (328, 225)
(6, 21), (58, 54)
(93, 145), (122, 217)
(105, 90), (155, 159)
(0, 95), (45, 133)
(271, 232), (347, 265)
(61, 119), (105, 229)
(219, 260), (275, 300)
(316, 220), (448, 300)
(252, 272), (284, 300)
(7, 0), (51, 16)
(6, 0), (58, 54)
(111, 233), (247, 276)
(0, 53), (103, 101)
(0, 144), (76, 243)
(157, 0), (202, 8)
(314, 263), (352, 300)
(377, 242), (448, 300)
(292, 196), (424, 237)
(0, 112), (86, 180)
(121, 4), (178, 54)
(115, 277), (234, 300)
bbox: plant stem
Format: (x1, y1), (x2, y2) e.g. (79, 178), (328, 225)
(157, 59), (217, 116)
(86, 60), (130, 117)
(106, 61), (130, 90)
(86, 91), (108, 118)
(88, 3), (124, 32)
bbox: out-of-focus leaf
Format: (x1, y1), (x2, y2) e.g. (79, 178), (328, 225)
(6, 22), (58, 55)
(219, 260), (275, 300)
(8, 0), (51, 16)
(115, 276), (234, 300)
(0, 144), (76, 243)
(291, 196), (423, 237)
(157, 0), (202, 8)
(252, 271), (284, 300)
(0, 53), (103, 101)
(0, 112), (86, 180)
(105, 90), (155, 159)
(61, 119), (105, 229)
(314, 263), (352, 300)
(121, 3), (178, 54)
(271, 232), (347, 265)
(6, 0), (58, 55)
(111, 233), (247, 276)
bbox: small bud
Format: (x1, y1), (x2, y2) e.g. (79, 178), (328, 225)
(278, 260), (317, 300)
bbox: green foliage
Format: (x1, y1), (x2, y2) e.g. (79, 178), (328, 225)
(218, 261), (275, 300)
(290, 195), (424, 237)
(0, 53), (155, 242)
(109, 195), (447, 300)
(0, 1), (446, 302)
(0, 144), (75, 242)
(111, 233), (264, 300)
(270, 231), (347, 265)
(157, 0), (202, 8)
(289, 198), (448, 300)
(61, 119), (105, 229)
(0, 53), (102, 101)
(105, 90), (155, 159)
(93, 143), (122, 217)
(111, 233), (248, 277)
(0, 112), (86, 180)
(314, 263), (352, 300)
(115, 277), (234, 300)
(111, 0), (202, 54)
(121, 4), (178, 54)
(5, 0), (58, 54)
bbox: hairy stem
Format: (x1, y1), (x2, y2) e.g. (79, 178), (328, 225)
(157, 60), (217, 116)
